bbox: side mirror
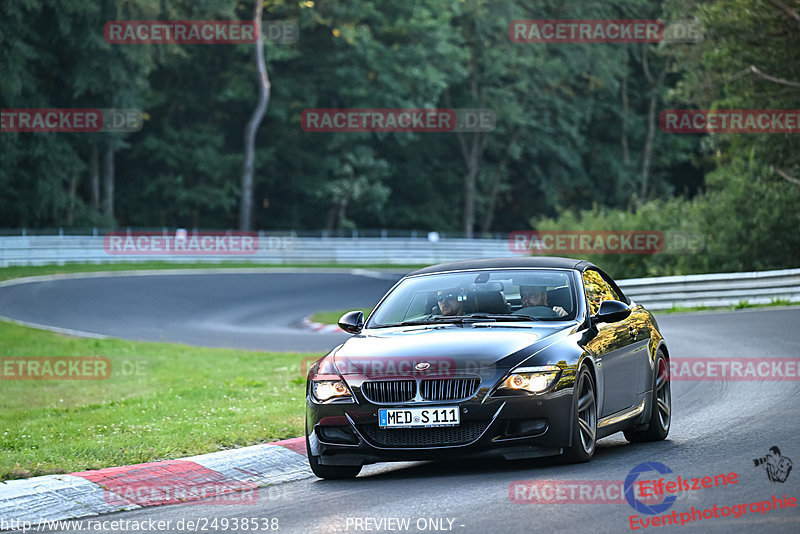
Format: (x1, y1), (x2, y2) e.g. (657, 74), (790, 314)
(338, 310), (364, 334)
(592, 300), (631, 324)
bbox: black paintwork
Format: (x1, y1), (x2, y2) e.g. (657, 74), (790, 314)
(306, 258), (668, 467)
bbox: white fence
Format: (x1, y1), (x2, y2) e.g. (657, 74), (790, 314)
(1, 235), (798, 310)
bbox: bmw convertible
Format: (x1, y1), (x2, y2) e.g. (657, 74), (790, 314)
(305, 257), (671, 478)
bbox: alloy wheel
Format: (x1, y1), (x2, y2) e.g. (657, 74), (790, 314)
(576, 371), (596, 454)
(655, 358), (671, 431)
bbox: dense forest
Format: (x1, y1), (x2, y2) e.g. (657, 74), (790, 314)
(1, 0), (798, 275)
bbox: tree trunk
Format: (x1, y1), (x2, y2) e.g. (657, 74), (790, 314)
(67, 174), (78, 225)
(90, 144), (100, 210)
(238, 0), (271, 231)
(324, 200), (348, 232)
(639, 48), (670, 201)
(621, 72), (630, 165)
(640, 95), (657, 200)
(337, 199), (348, 230)
(445, 80), (485, 238)
(458, 131), (488, 238)
(325, 206), (337, 232)
(102, 142), (114, 219)
(480, 169), (501, 235)
(462, 142), (479, 238)
(480, 130), (520, 234)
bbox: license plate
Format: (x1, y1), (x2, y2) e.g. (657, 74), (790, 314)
(378, 406), (460, 428)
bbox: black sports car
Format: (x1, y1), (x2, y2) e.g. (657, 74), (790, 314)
(305, 257), (671, 478)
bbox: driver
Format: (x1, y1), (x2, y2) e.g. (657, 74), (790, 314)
(435, 288), (467, 316)
(517, 285), (567, 317)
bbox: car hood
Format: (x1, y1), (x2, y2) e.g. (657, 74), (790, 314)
(332, 323), (573, 378)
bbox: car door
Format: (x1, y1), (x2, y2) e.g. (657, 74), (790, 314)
(581, 269), (641, 417)
(601, 272), (652, 405)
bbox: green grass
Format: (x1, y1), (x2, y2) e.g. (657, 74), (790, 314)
(0, 320), (320, 480)
(0, 262), (424, 283)
(310, 308), (373, 325)
(659, 298), (798, 314)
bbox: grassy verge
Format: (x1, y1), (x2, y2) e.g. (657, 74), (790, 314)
(0, 320), (318, 480)
(656, 298), (799, 314)
(310, 308), (373, 325)
(0, 262), (424, 283)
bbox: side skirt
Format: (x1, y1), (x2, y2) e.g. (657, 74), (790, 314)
(596, 399), (646, 439)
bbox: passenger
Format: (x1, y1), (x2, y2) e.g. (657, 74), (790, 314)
(516, 285), (567, 317)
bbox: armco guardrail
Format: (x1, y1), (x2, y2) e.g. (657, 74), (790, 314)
(618, 268), (800, 310)
(0, 235), (513, 267)
(0, 235), (797, 310)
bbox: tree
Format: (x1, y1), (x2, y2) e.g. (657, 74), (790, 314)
(239, 0), (271, 231)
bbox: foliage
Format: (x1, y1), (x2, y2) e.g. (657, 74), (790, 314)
(1, 0), (795, 272)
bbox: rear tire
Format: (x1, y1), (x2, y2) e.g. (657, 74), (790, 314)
(624, 350), (670, 443)
(561, 365), (597, 463)
(306, 434), (362, 479)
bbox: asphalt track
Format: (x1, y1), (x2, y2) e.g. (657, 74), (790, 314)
(0, 270), (404, 352)
(1, 272), (799, 533)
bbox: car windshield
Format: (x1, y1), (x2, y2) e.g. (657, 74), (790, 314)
(367, 269), (577, 327)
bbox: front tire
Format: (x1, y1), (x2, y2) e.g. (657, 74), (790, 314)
(561, 365), (597, 463)
(624, 351), (671, 443)
(306, 434), (362, 479)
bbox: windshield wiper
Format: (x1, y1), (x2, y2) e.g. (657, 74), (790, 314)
(370, 318), (456, 328)
(372, 317), (488, 328)
(399, 316), (468, 325)
(462, 313), (542, 322)
(401, 314), (541, 324)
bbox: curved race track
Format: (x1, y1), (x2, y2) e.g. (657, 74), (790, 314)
(1, 271), (798, 533)
(0, 270), (404, 352)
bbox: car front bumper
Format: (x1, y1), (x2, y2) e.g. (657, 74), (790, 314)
(306, 388), (575, 466)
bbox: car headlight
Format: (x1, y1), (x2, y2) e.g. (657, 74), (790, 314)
(496, 365), (561, 395)
(312, 380), (353, 402)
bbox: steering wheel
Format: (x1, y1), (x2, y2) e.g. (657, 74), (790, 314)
(519, 305), (559, 318)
